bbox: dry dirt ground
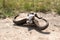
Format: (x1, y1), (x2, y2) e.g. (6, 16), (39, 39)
(0, 12), (60, 40)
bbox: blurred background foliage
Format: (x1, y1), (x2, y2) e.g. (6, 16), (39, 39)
(0, 0), (60, 18)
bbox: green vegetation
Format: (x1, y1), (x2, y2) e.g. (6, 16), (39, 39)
(0, 0), (60, 18)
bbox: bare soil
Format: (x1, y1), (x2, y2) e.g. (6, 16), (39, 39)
(0, 12), (60, 40)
